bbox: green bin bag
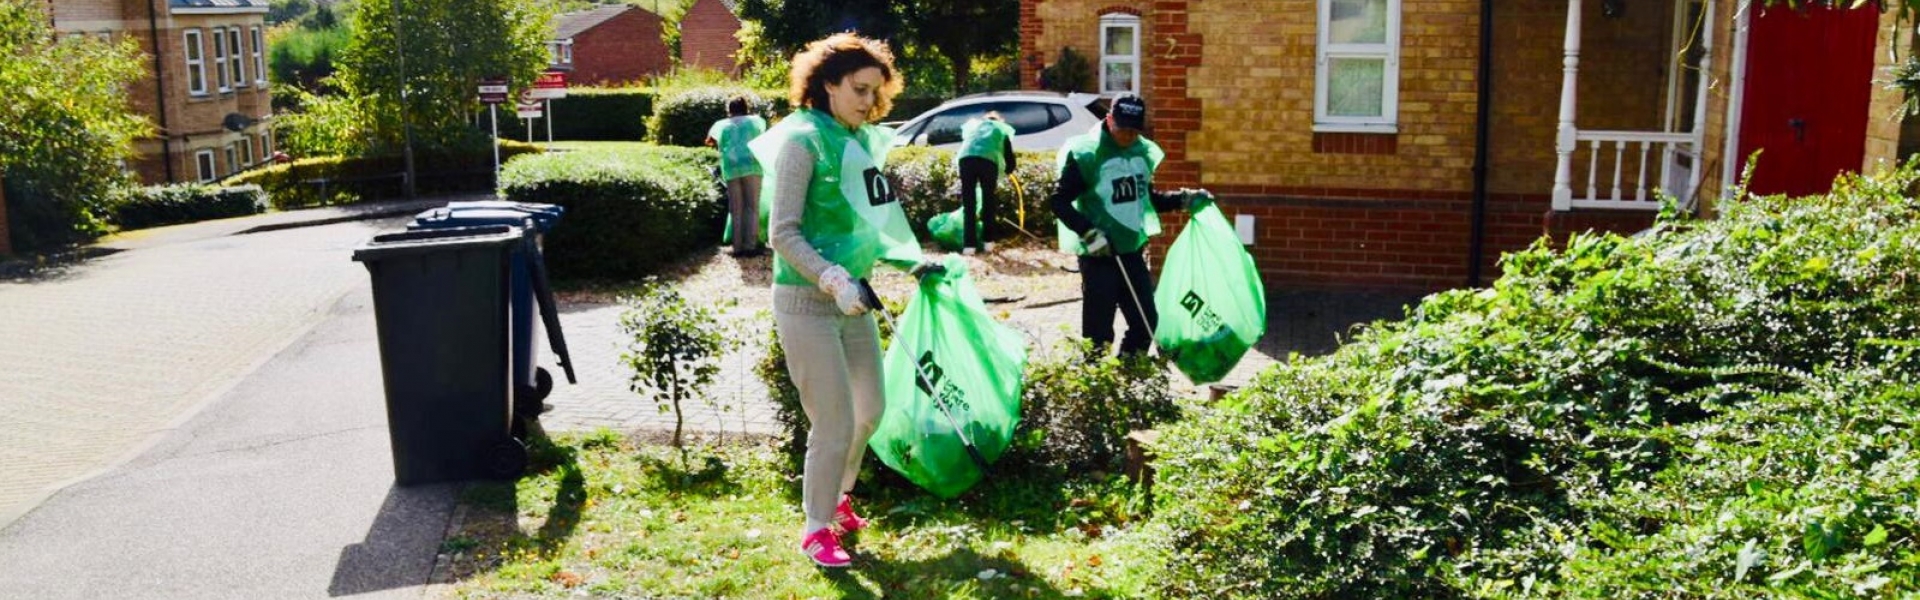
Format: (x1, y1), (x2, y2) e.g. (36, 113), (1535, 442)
(870, 258), (1027, 498)
(1153, 200), (1266, 384)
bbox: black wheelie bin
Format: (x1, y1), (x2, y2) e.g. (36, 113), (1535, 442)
(352, 224), (528, 485)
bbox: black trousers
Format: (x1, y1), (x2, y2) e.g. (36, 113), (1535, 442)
(957, 156), (1000, 249)
(1079, 251), (1157, 356)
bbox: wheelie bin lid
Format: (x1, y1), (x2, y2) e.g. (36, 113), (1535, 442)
(412, 201), (563, 233)
(352, 224), (523, 262)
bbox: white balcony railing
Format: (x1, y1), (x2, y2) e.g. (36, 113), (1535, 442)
(1569, 130), (1698, 210)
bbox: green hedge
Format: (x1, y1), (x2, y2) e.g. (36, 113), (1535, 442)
(646, 86), (786, 147)
(112, 183), (267, 230)
(886, 146), (1061, 241)
(225, 141), (543, 209)
(498, 144), (723, 280)
(502, 87), (654, 142)
(1148, 164), (1920, 597)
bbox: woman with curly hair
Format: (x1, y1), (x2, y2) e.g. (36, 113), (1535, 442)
(751, 32), (941, 568)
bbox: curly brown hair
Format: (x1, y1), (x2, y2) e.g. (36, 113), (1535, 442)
(787, 33), (904, 123)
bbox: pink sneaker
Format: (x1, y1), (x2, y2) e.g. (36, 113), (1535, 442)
(800, 528), (851, 568)
(835, 495), (869, 532)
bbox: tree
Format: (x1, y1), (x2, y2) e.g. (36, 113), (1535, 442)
(337, 0), (553, 156)
(0, 0), (149, 249)
(898, 0), (1018, 95)
(734, 0), (903, 57)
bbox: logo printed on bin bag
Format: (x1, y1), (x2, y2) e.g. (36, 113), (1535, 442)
(916, 351), (970, 418)
(1180, 291), (1229, 337)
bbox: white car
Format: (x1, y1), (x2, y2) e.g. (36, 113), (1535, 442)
(889, 92), (1106, 152)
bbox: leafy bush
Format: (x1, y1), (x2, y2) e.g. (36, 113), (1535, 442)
(503, 87), (654, 142)
(112, 183), (267, 230)
(886, 146), (1061, 240)
(646, 86), (784, 147)
(226, 141), (542, 209)
(1006, 339), (1182, 475)
(1147, 163), (1920, 598)
(1, 0), (149, 250)
(619, 283), (740, 450)
(498, 144), (723, 280)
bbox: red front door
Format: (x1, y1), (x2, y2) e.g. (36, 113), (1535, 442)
(1736, 4), (1880, 198)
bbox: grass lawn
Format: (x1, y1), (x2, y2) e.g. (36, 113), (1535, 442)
(441, 430), (1164, 599)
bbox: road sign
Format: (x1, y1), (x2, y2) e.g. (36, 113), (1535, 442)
(478, 76), (509, 104)
(516, 89), (544, 119)
(529, 70), (568, 100)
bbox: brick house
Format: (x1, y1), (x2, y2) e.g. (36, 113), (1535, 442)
(50, 0), (276, 186)
(679, 0), (743, 74)
(1020, 0), (1910, 291)
(548, 5), (672, 85)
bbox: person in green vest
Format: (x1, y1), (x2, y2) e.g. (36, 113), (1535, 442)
(1050, 94), (1211, 356)
(706, 95), (768, 256)
(955, 112), (1017, 254)
(753, 32), (942, 569)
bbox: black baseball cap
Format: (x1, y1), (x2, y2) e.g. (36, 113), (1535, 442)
(1110, 94), (1147, 130)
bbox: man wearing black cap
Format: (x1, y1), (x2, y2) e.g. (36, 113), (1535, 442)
(1050, 94), (1212, 356)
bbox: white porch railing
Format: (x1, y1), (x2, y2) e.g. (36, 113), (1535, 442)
(1569, 130), (1697, 210)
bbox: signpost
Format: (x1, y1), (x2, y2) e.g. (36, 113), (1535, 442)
(478, 76), (509, 180)
(517, 89), (543, 142)
(530, 70), (568, 145)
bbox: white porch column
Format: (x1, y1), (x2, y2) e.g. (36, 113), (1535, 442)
(1551, 0), (1584, 211)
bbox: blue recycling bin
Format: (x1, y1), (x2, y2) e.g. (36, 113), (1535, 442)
(410, 201), (574, 435)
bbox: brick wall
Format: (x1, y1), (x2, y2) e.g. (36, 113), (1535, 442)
(680, 0), (740, 74)
(571, 8), (671, 86)
(1863, 7), (1908, 175)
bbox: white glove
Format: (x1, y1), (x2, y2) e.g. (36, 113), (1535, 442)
(1081, 229), (1112, 257)
(817, 265), (869, 315)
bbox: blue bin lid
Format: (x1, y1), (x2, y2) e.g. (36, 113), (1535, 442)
(412, 201), (563, 232)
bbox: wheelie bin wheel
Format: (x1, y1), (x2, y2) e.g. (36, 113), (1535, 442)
(484, 437), (529, 480)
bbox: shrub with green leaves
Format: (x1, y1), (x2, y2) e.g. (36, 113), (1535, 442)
(646, 86), (785, 147)
(1006, 339), (1182, 476)
(1, 0), (149, 250)
(498, 144), (722, 280)
(112, 183), (267, 230)
(620, 283), (739, 450)
(1147, 163), (1920, 598)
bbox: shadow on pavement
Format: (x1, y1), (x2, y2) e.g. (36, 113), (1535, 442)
(0, 246), (123, 283)
(327, 482), (460, 597)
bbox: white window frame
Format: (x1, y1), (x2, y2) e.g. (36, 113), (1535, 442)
(195, 149), (216, 182)
(228, 27), (246, 88)
(225, 144), (239, 176)
(211, 26), (230, 92)
(262, 130), (273, 157)
(1098, 14), (1141, 96)
(548, 40), (573, 66)
(184, 29), (208, 96)
(251, 26), (266, 86)
(1314, 0), (1402, 133)
(238, 137), (253, 168)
